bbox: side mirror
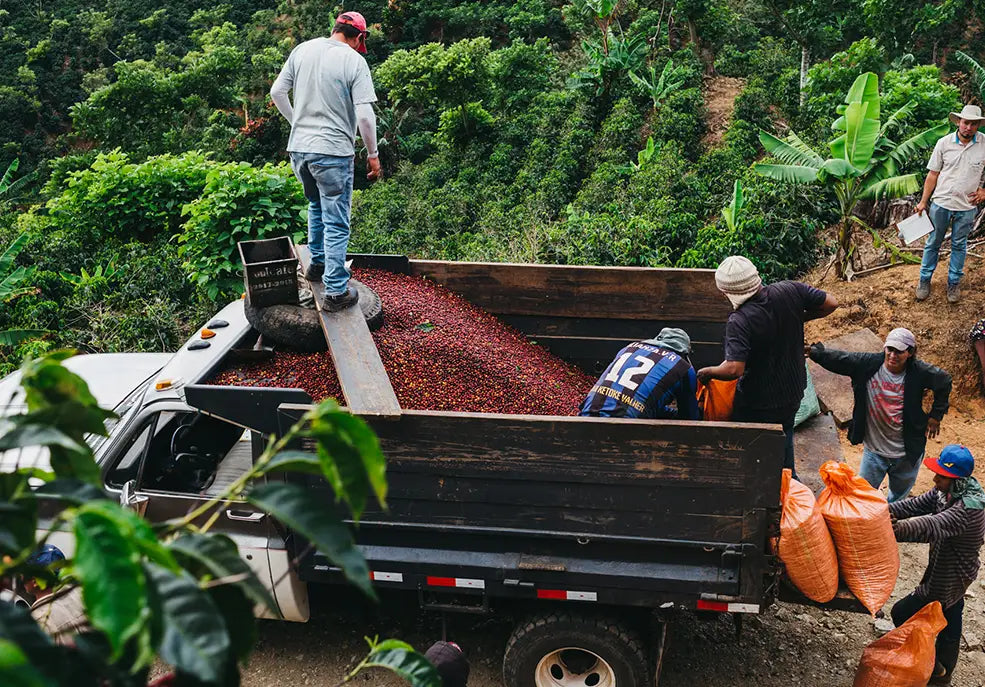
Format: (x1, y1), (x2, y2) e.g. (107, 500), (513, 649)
(120, 480), (149, 517)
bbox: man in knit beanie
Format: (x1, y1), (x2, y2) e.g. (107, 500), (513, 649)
(698, 256), (838, 476)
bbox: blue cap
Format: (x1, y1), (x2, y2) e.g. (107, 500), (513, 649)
(27, 545), (65, 567)
(924, 445), (974, 479)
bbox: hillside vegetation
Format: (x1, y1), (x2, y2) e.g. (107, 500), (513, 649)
(0, 0), (980, 370)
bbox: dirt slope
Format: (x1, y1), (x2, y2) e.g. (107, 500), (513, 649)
(702, 76), (745, 147)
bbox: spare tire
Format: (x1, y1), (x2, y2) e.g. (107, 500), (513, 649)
(244, 278), (383, 352)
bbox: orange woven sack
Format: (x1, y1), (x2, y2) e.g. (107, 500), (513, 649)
(853, 601), (947, 687)
(778, 469), (839, 602)
(817, 460), (900, 615)
(696, 379), (737, 420)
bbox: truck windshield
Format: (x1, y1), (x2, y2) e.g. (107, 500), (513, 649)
(90, 379), (151, 457)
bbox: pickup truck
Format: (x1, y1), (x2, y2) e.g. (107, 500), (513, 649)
(0, 255), (852, 687)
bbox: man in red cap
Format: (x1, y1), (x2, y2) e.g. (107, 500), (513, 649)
(889, 445), (985, 684)
(270, 10), (381, 311)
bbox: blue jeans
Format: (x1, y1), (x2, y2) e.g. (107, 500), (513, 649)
(289, 153), (354, 296)
(859, 447), (921, 502)
(920, 202), (976, 285)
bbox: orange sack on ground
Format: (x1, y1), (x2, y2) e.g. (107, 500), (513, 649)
(696, 379), (737, 421)
(853, 600), (947, 687)
(817, 460), (900, 615)
(778, 469), (839, 603)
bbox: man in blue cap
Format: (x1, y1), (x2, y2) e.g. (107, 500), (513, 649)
(23, 545), (91, 646)
(889, 445), (985, 684)
(580, 328), (700, 420)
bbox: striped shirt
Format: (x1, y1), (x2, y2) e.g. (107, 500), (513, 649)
(890, 488), (985, 609)
(579, 342), (699, 420)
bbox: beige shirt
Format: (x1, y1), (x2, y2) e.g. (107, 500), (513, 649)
(31, 585), (91, 646)
(927, 131), (985, 211)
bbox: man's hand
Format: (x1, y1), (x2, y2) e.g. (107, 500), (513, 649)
(804, 343), (813, 358)
(970, 188), (985, 205)
(915, 200), (927, 216)
(367, 156), (382, 181)
(696, 367), (713, 385)
(927, 417), (941, 439)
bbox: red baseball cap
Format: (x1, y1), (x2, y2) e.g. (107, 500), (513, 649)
(336, 11), (369, 53)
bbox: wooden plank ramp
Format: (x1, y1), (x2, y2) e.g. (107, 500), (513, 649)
(793, 412), (843, 494)
(807, 328), (883, 427)
(296, 246), (400, 419)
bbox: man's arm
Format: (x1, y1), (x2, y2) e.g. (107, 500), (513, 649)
(922, 361), (952, 421)
(270, 60), (294, 124)
(674, 368), (701, 420)
(805, 293), (839, 321)
(697, 360), (744, 384)
(915, 171), (940, 215)
(892, 501), (979, 543)
(355, 102), (381, 181)
(889, 488), (938, 520)
(806, 343), (874, 377)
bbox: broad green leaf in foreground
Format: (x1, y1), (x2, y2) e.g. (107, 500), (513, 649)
(0, 639), (49, 687)
(145, 564), (230, 683)
(168, 533), (275, 612)
(247, 481), (373, 598)
(352, 638), (441, 687)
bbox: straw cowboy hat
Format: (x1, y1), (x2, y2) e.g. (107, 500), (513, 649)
(949, 104), (985, 125)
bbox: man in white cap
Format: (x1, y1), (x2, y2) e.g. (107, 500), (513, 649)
(697, 256), (837, 477)
(914, 104), (985, 304)
(807, 327), (952, 502)
(271, 10), (381, 312)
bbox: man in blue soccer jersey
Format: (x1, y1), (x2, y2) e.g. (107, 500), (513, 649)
(579, 328), (700, 420)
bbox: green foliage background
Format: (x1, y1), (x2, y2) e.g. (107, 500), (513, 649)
(0, 0), (981, 368)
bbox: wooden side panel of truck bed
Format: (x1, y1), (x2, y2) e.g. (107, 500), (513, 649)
(293, 408), (785, 546)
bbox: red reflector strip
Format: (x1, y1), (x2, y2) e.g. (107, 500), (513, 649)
(369, 571), (403, 583)
(696, 599), (729, 612)
(537, 589), (597, 602)
(696, 600), (760, 613)
(426, 576), (485, 589)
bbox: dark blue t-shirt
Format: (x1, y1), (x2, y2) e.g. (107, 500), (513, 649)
(725, 281), (827, 410)
(579, 341), (700, 420)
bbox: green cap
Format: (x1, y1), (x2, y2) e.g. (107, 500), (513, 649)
(650, 327), (691, 355)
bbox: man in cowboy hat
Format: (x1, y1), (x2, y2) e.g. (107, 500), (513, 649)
(697, 256), (838, 477)
(580, 327), (701, 420)
(889, 445), (985, 684)
(914, 103), (985, 304)
(271, 11), (381, 312)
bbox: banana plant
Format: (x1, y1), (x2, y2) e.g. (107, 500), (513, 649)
(629, 59), (685, 111)
(0, 234), (44, 347)
(754, 72), (948, 278)
(722, 180), (747, 232)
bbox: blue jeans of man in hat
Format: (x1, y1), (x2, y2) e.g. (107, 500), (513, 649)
(289, 152), (354, 296)
(920, 202), (976, 286)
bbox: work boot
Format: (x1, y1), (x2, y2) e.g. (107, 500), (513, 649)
(947, 282), (961, 304)
(929, 638), (961, 684)
(303, 262), (324, 281)
(915, 279), (931, 301)
(321, 285), (359, 312)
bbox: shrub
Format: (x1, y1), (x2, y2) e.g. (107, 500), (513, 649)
(44, 150), (212, 242)
(649, 87), (706, 159)
(179, 161), (304, 299)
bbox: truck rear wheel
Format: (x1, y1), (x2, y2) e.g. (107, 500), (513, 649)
(244, 278), (383, 352)
(503, 613), (649, 687)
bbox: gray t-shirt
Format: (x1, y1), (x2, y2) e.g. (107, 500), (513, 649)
(864, 364), (906, 458)
(273, 37), (377, 156)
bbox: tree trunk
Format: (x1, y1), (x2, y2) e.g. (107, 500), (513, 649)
(836, 220), (853, 279)
(687, 18), (715, 75)
(799, 46), (810, 107)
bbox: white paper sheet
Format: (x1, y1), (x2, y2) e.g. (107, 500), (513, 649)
(896, 212), (935, 245)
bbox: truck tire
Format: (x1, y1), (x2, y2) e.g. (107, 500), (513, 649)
(244, 278), (383, 352)
(503, 613), (649, 687)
